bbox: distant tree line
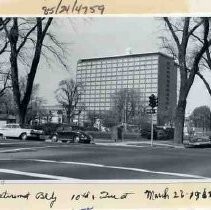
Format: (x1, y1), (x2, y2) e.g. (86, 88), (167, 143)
(189, 106), (211, 131)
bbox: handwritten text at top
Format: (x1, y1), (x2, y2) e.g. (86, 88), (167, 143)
(42, 0), (105, 15)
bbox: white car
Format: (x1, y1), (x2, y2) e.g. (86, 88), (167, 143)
(0, 124), (44, 140)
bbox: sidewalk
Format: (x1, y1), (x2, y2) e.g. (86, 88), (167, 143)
(94, 139), (185, 149)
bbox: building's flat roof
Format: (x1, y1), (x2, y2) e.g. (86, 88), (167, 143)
(78, 52), (174, 63)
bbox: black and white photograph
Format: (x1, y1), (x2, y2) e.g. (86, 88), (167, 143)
(0, 17), (211, 180)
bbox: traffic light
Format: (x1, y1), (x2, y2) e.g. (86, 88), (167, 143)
(149, 94), (158, 109)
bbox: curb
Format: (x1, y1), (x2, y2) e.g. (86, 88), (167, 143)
(95, 141), (185, 149)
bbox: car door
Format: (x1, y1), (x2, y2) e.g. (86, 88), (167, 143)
(69, 131), (76, 141)
(6, 125), (13, 137)
(12, 124), (22, 137)
(0, 124), (10, 137)
(7, 124), (19, 137)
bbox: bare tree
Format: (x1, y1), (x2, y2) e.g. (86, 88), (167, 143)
(0, 89), (16, 115)
(18, 78), (46, 124)
(111, 88), (144, 125)
(0, 17), (67, 125)
(0, 71), (11, 97)
(55, 79), (84, 124)
(87, 111), (102, 127)
(163, 17), (211, 144)
(0, 19), (11, 97)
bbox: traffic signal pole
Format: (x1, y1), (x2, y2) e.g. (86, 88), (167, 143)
(151, 109), (153, 147)
(148, 94), (158, 147)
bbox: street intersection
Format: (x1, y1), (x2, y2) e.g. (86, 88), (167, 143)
(0, 139), (211, 180)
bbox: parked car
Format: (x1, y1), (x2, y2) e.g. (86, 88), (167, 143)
(29, 123), (60, 136)
(50, 125), (94, 143)
(140, 125), (174, 140)
(0, 133), (5, 140)
(184, 132), (211, 147)
(0, 123), (45, 140)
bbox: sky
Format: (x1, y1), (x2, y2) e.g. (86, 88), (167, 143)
(34, 17), (211, 115)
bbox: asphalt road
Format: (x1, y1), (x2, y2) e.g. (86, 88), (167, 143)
(1, 139), (211, 180)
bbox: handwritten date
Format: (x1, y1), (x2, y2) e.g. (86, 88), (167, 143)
(144, 187), (211, 201)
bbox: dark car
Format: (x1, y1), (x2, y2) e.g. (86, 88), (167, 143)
(0, 133), (5, 140)
(184, 132), (211, 147)
(141, 125), (174, 140)
(50, 125), (93, 143)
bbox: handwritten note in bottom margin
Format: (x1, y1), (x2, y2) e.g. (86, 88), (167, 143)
(0, 182), (211, 209)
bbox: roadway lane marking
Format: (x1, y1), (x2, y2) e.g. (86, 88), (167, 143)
(31, 159), (208, 179)
(0, 142), (19, 145)
(33, 159), (105, 167)
(0, 169), (79, 180)
(0, 145), (66, 153)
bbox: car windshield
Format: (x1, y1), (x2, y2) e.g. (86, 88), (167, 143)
(12, 125), (20, 128)
(57, 126), (72, 132)
(4, 124), (20, 128)
(79, 131), (88, 136)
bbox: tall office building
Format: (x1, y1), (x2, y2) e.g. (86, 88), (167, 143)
(76, 52), (177, 125)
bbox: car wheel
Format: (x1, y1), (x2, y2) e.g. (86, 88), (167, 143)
(51, 135), (58, 142)
(20, 133), (27, 140)
(74, 136), (80, 143)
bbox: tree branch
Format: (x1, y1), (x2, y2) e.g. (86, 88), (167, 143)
(17, 23), (38, 53)
(197, 71), (211, 96)
(163, 17), (181, 48)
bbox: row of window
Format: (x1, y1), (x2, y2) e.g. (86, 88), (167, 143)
(81, 99), (148, 104)
(82, 81), (157, 86)
(82, 79), (158, 85)
(84, 87), (157, 92)
(77, 62), (159, 69)
(77, 70), (158, 77)
(77, 65), (158, 74)
(84, 87), (157, 93)
(85, 83), (158, 89)
(78, 76), (160, 83)
(78, 77), (158, 83)
(83, 86), (158, 92)
(81, 92), (157, 100)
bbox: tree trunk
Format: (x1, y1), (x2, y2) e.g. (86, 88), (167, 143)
(66, 109), (71, 124)
(17, 106), (27, 126)
(174, 98), (187, 144)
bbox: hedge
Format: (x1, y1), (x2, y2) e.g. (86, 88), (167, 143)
(86, 131), (142, 140)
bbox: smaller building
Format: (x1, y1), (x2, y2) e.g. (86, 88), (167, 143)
(30, 105), (64, 125)
(0, 114), (16, 127)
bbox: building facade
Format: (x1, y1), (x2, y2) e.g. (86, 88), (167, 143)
(76, 52), (177, 125)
